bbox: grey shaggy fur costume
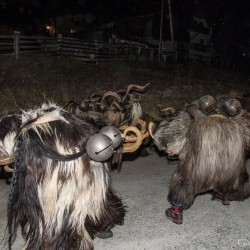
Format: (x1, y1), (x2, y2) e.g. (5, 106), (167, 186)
(154, 103), (250, 209)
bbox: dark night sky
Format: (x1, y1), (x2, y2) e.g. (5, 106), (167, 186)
(2, 0), (250, 52)
(4, 0), (250, 27)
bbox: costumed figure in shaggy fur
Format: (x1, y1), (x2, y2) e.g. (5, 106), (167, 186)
(0, 103), (126, 249)
(64, 84), (150, 170)
(153, 95), (250, 224)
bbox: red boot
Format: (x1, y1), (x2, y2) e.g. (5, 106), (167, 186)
(165, 206), (183, 224)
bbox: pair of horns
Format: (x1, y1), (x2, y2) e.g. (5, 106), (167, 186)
(121, 119), (153, 153)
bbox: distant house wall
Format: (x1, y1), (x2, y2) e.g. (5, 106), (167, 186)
(190, 31), (211, 46)
(56, 13), (96, 36)
(56, 15), (72, 35)
(144, 19), (153, 40)
(115, 14), (154, 41)
(0, 24), (26, 35)
(188, 16), (212, 63)
(56, 14), (83, 35)
(80, 14), (154, 42)
(190, 17), (212, 45)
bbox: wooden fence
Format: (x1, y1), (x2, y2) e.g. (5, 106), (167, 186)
(0, 32), (57, 57)
(0, 32), (148, 63)
(1, 32), (224, 66)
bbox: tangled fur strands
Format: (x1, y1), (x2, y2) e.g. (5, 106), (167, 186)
(154, 99), (250, 210)
(153, 111), (192, 157)
(1, 104), (126, 250)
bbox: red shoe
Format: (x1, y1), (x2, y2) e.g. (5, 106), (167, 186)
(165, 206), (183, 224)
(222, 198), (230, 205)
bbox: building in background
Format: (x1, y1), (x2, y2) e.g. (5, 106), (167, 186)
(0, 0), (41, 35)
(188, 11), (213, 63)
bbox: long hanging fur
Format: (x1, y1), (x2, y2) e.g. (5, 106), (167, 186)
(171, 106), (250, 208)
(233, 110), (250, 153)
(154, 104), (250, 209)
(0, 112), (23, 158)
(3, 104), (126, 250)
(153, 111), (193, 156)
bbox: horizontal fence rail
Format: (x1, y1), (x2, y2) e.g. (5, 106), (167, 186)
(58, 37), (130, 62)
(0, 33), (57, 55)
(0, 34), (15, 53)
(0, 32), (149, 63)
(0, 31), (219, 65)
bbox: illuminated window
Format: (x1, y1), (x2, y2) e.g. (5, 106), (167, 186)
(45, 25), (55, 36)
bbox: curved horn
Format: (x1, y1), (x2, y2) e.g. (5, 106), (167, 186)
(4, 164), (14, 173)
(89, 93), (102, 102)
(122, 83), (150, 102)
(110, 101), (124, 111)
(101, 91), (122, 104)
(122, 126), (143, 153)
(0, 155), (15, 165)
(131, 119), (152, 140)
(63, 100), (79, 110)
(161, 107), (176, 114)
(131, 119), (146, 134)
(148, 121), (155, 139)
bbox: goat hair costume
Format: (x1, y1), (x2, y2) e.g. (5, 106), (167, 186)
(0, 103), (125, 250)
(154, 96), (250, 209)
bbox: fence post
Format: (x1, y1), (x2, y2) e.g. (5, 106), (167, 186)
(138, 47), (141, 61)
(150, 48), (154, 62)
(14, 31), (20, 59)
(57, 34), (62, 57)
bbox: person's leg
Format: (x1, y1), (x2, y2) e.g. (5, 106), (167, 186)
(165, 202), (184, 224)
(166, 170), (196, 224)
(86, 188), (126, 239)
(95, 228), (113, 239)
